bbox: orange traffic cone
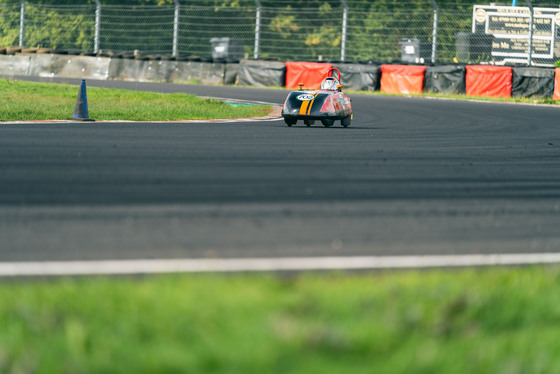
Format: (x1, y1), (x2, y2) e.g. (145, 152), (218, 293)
(69, 79), (94, 121)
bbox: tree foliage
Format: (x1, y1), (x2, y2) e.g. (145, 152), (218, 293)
(1, 0), (557, 62)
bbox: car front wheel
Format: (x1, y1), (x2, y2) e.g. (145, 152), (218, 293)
(321, 119), (334, 127)
(284, 118), (296, 127)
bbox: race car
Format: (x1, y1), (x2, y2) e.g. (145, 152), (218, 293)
(281, 67), (353, 128)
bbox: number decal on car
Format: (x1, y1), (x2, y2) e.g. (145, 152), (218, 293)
(296, 94), (315, 101)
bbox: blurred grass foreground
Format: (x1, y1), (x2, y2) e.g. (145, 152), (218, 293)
(1, 266), (560, 373)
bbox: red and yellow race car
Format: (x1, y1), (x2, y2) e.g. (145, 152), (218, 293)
(281, 67), (353, 128)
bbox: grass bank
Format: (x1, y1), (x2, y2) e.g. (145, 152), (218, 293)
(0, 80), (271, 122)
(1, 266), (560, 373)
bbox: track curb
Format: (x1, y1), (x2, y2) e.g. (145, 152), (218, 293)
(2, 253), (560, 277)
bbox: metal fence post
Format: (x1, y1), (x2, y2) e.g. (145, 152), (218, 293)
(19, 0), (25, 48)
(525, 0), (533, 65)
(94, 0), (101, 54)
(254, 0), (261, 59)
(430, 0), (438, 64)
(173, 0), (180, 56)
(340, 0), (348, 62)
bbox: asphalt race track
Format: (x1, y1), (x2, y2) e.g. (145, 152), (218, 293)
(1, 77), (559, 270)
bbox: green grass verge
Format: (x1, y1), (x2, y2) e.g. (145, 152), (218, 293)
(1, 266), (560, 373)
(0, 80), (271, 122)
(352, 89), (560, 105)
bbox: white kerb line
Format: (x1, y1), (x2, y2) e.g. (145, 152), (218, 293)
(1, 253), (560, 276)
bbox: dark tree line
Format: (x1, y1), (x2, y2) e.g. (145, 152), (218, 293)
(1, 0), (558, 61)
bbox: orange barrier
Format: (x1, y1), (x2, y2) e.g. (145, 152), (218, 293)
(380, 65), (426, 94)
(285, 61), (332, 89)
(466, 65), (512, 98)
(554, 68), (560, 100)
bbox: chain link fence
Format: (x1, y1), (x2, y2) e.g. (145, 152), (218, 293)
(1, 1), (559, 65)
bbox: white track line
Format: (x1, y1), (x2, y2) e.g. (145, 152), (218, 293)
(1, 117), (284, 125)
(1, 253), (560, 277)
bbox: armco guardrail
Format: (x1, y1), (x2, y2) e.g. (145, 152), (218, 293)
(0, 52), (559, 101)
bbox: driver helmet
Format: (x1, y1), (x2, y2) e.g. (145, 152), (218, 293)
(320, 77), (340, 91)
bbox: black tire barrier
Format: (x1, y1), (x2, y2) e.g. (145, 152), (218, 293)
(2, 50), (560, 99)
